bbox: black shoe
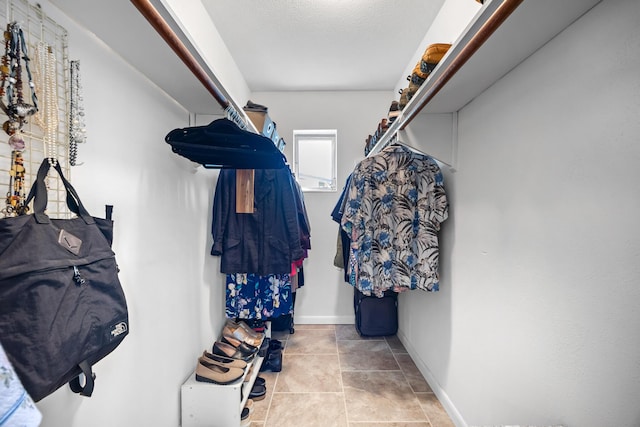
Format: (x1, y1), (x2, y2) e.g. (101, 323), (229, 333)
(388, 101), (400, 122)
(243, 100), (268, 113)
(212, 341), (254, 362)
(259, 338), (271, 357)
(269, 339), (283, 351)
(249, 383), (267, 401)
(241, 407), (250, 420)
(221, 334), (259, 356)
(260, 349), (282, 373)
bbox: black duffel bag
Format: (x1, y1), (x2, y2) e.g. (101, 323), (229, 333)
(0, 159), (129, 401)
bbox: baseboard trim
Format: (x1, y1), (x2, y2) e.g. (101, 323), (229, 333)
(294, 315), (354, 325)
(396, 328), (467, 427)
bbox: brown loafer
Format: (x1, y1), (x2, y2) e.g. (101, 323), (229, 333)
(227, 319), (266, 339)
(221, 334), (259, 355)
(195, 358), (244, 385)
(213, 341), (254, 362)
(201, 350), (247, 369)
(223, 322), (263, 348)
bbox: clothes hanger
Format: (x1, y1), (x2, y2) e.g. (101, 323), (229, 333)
(165, 118), (287, 169)
(384, 132), (431, 157)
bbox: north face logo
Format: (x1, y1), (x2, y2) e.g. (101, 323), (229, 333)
(111, 322), (128, 337)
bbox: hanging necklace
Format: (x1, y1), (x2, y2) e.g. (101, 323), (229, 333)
(1, 24), (22, 146)
(1, 23), (36, 217)
(32, 42), (58, 166)
(2, 150), (28, 217)
(0, 26), (11, 99)
(2, 22), (39, 150)
(3, 22), (38, 124)
(69, 60), (86, 166)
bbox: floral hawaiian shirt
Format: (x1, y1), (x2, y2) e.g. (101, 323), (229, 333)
(341, 144), (448, 296)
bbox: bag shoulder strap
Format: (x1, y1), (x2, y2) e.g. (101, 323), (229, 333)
(25, 160), (94, 225)
(68, 360), (95, 397)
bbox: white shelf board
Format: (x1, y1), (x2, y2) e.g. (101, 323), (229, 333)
(372, 0), (602, 155)
(424, 0), (602, 114)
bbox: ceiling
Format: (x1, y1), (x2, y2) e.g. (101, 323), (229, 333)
(200, 0), (446, 92)
(48, 0), (446, 114)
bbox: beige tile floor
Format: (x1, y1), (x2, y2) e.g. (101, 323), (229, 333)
(246, 324), (455, 427)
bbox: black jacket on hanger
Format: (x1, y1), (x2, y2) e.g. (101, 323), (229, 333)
(211, 168), (304, 275)
(165, 118), (286, 169)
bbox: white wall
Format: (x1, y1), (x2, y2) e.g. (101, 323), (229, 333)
(249, 91), (395, 324)
(400, 0), (640, 426)
(28, 1), (640, 426)
(35, 2), (225, 426)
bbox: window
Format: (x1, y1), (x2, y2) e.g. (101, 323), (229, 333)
(293, 129), (337, 192)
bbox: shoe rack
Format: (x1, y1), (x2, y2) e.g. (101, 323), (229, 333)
(181, 327), (270, 427)
(366, 0), (602, 170)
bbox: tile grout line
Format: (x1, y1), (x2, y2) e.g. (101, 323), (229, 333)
(387, 336), (434, 427)
(259, 332), (287, 427)
(336, 326), (350, 427)
(261, 371), (276, 426)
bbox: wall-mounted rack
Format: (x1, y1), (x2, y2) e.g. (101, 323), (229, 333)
(368, 0), (602, 169)
(0, 0), (71, 219)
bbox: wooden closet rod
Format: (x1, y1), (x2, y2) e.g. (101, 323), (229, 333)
(400, 0), (524, 130)
(130, 0), (229, 109)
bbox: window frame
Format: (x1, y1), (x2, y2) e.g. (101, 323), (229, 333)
(292, 129), (338, 193)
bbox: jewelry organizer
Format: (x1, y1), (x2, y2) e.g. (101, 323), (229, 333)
(0, 0), (71, 219)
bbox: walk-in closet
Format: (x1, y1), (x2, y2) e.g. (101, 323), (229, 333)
(0, 0), (638, 426)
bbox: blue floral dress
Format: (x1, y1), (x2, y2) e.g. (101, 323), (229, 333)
(226, 273), (294, 320)
(341, 145), (448, 296)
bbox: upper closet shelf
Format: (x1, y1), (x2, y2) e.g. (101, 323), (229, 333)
(131, 0), (259, 134)
(369, 0), (602, 158)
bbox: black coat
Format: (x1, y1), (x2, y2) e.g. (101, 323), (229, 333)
(211, 168), (304, 275)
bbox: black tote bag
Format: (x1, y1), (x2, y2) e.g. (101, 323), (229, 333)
(0, 159), (129, 401)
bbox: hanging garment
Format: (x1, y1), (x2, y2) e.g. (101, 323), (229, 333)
(0, 342), (42, 427)
(211, 168), (304, 275)
(341, 144), (448, 296)
(291, 177), (311, 252)
(225, 273), (293, 320)
(331, 174), (353, 280)
(165, 118), (287, 169)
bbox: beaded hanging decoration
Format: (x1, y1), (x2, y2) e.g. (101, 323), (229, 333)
(32, 41), (58, 166)
(1, 22), (38, 217)
(1, 22), (38, 140)
(69, 60), (86, 165)
(2, 149), (29, 216)
(0, 27), (10, 105)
